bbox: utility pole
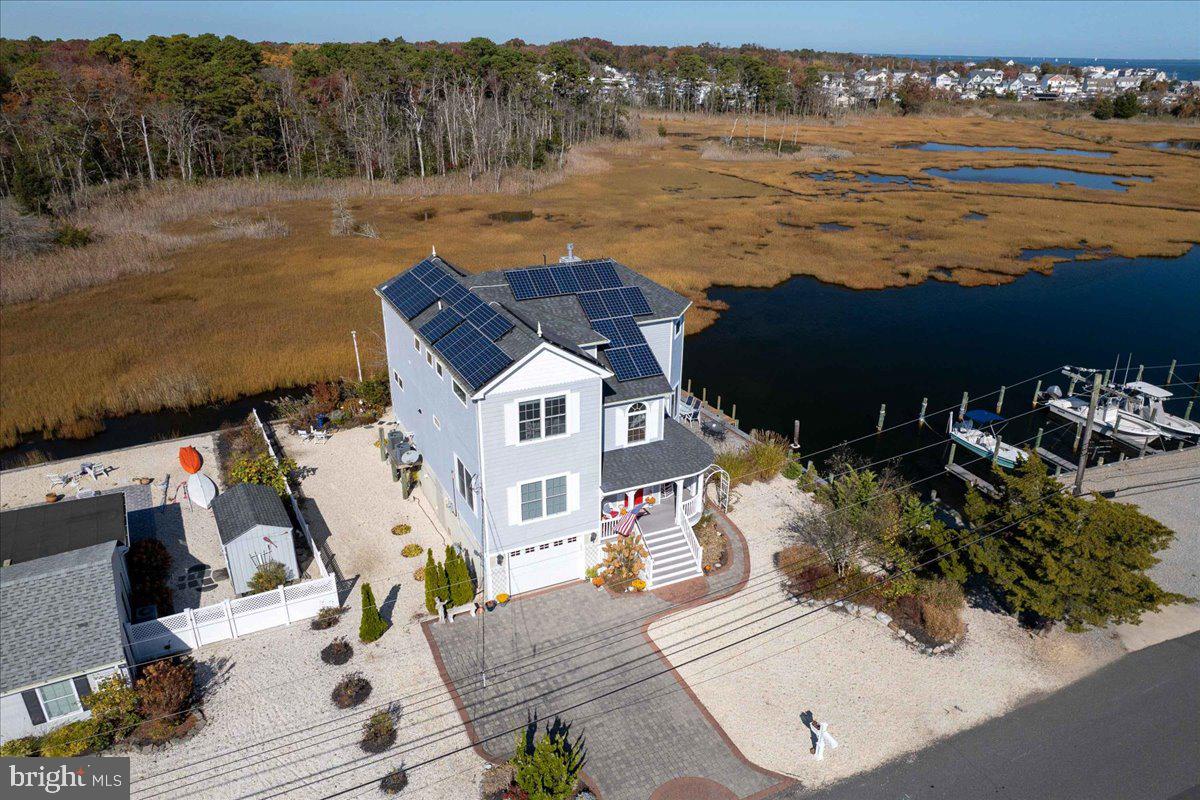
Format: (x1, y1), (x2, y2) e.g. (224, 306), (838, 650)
(1073, 372), (1102, 496)
(351, 330), (363, 382)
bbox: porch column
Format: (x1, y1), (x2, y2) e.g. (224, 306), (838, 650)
(674, 479), (683, 517)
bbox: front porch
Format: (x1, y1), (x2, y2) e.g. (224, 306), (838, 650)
(598, 419), (720, 588)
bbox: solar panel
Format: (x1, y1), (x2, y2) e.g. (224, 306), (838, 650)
(593, 260), (621, 288)
(428, 272), (459, 296)
(607, 343), (662, 381)
(528, 268), (559, 298)
(617, 286), (653, 316)
(600, 288), (631, 318)
(418, 307), (464, 343)
(442, 283), (469, 306)
(381, 272), (438, 320)
(593, 316), (645, 347)
(434, 324), (513, 389)
(572, 263), (603, 292)
(577, 291), (609, 321)
(410, 260), (439, 281)
(549, 265), (581, 294)
(506, 270), (538, 301)
(477, 313), (515, 342)
(454, 293), (485, 315)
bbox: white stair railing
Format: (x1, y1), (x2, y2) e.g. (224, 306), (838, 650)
(675, 498), (703, 574)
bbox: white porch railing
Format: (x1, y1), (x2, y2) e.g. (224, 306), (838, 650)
(125, 575), (339, 664)
(681, 492), (704, 523)
(600, 516), (620, 540)
(675, 498), (703, 574)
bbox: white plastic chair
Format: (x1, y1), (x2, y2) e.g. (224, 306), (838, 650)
(680, 395), (702, 423)
(310, 427), (331, 443)
(46, 473), (76, 488)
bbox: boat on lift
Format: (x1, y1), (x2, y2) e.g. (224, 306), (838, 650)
(1118, 381), (1200, 441)
(1042, 386), (1162, 447)
(949, 409), (1027, 469)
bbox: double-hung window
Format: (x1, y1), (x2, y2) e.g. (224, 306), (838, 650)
(519, 475), (568, 521)
(518, 395), (567, 442)
(452, 380), (467, 405)
(456, 458), (475, 512)
(38, 679), (82, 720)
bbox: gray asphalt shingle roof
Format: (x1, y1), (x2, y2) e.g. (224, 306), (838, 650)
(601, 419), (715, 493)
(0, 493), (128, 566)
(380, 254), (691, 398)
(211, 483), (292, 545)
(0, 541), (127, 694)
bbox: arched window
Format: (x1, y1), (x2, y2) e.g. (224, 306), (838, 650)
(627, 402), (647, 443)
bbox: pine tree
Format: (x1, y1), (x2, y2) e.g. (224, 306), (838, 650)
(446, 546), (475, 607)
(511, 729), (581, 800)
(358, 583), (387, 643)
(433, 551), (450, 609)
(961, 455), (1187, 631)
(424, 549), (438, 614)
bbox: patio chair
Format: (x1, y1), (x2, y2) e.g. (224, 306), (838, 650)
(680, 395), (702, 423)
(310, 427), (331, 443)
(296, 428), (313, 442)
(46, 473), (76, 488)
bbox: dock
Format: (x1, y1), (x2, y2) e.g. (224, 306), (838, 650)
(680, 387), (753, 447)
(1035, 447), (1077, 475)
(944, 463), (1000, 498)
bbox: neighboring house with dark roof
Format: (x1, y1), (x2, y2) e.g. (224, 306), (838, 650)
(376, 248), (715, 597)
(0, 496), (133, 743)
(211, 483), (298, 596)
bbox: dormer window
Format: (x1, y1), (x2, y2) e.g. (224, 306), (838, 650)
(627, 402), (647, 444)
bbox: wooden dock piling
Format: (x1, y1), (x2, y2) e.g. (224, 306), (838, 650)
(1166, 359), (1176, 385)
(1032, 379), (1042, 407)
(1135, 364), (1144, 382)
(1034, 427), (1043, 451)
(876, 404), (887, 433)
(918, 397), (928, 428)
(996, 385), (1006, 415)
(959, 391), (969, 419)
(793, 419), (800, 449)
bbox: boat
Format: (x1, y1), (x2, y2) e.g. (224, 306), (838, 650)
(1119, 381), (1200, 441)
(186, 473), (218, 509)
(1043, 390), (1161, 447)
(949, 410), (1027, 469)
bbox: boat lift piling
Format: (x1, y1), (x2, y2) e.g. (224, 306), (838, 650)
(995, 385), (1006, 415)
(876, 404), (887, 433)
(918, 397), (928, 428)
(1032, 380), (1042, 407)
(959, 392), (968, 420)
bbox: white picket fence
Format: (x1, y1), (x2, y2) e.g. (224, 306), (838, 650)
(126, 575), (339, 663)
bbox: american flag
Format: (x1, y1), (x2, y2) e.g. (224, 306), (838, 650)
(617, 503), (648, 536)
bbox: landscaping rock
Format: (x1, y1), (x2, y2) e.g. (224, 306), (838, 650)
(875, 612), (892, 626)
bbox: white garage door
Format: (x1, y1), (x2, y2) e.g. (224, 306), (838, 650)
(507, 536), (581, 595)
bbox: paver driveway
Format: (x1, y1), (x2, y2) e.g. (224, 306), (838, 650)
(426, 514), (790, 800)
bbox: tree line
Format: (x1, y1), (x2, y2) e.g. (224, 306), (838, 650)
(0, 34), (627, 210)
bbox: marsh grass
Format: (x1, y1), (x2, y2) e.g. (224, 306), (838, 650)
(2, 114), (1197, 447)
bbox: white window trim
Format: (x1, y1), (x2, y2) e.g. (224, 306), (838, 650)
(514, 472), (571, 524)
(452, 380), (468, 406)
(413, 336), (421, 352)
(455, 456), (475, 513)
(432, 414), (441, 430)
(514, 392), (571, 446)
(393, 371), (404, 391)
(37, 678), (84, 721)
(627, 402), (648, 445)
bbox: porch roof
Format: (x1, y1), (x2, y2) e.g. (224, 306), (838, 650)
(601, 418), (714, 493)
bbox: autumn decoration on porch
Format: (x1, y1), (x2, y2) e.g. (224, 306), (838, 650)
(496, 593), (510, 605)
(631, 579), (647, 592)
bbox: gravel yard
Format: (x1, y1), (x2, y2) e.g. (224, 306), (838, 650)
(128, 422), (485, 799)
(647, 476), (1122, 790)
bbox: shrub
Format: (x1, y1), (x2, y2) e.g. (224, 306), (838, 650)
(39, 719), (98, 757)
(331, 672), (372, 708)
(380, 767), (409, 795)
(782, 459), (804, 480)
(745, 429), (789, 482)
(126, 538), (172, 592)
(391, 523), (412, 536)
(918, 579), (966, 643)
(1092, 97), (1114, 120)
(348, 375), (390, 408)
(247, 561), (288, 594)
(321, 636), (354, 665)
(601, 534), (647, 592)
(229, 453), (296, 496)
(0, 736), (40, 756)
(53, 223), (94, 248)
(510, 728), (581, 800)
(1113, 92), (1140, 119)
(401, 543), (423, 558)
(656, 123), (667, 137)
(426, 548), (450, 613)
(359, 583), (387, 643)
(311, 605), (344, 630)
(136, 658), (195, 720)
(84, 674), (141, 746)
(631, 579), (646, 592)
(446, 546), (475, 607)
(694, 513), (727, 571)
(311, 381), (341, 414)
(413, 566), (426, 581)
(360, 710), (397, 753)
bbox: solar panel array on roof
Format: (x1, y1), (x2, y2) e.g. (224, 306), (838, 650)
(606, 344), (662, 381)
(381, 271), (438, 319)
(592, 316), (646, 348)
(418, 307), (465, 342)
(504, 259), (623, 300)
(433, 324), (512, 389)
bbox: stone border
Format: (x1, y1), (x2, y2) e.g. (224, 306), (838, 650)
(790, 596), (967, 656)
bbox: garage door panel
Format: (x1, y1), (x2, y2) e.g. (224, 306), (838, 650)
(508, 537), (581, 595)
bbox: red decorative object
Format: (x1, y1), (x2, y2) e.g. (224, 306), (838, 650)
(178, 446), (203, 474)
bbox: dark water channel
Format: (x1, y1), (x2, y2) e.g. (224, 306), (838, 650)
(685, 247), (1200, 489)
(899, 142), (1113, 158)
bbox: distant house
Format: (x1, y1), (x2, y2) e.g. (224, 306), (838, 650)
(933, 72), (960, 90)
(1040, 74), (1081, 97)
(211, 484), (298, 595)
(0, 494), (133, 743)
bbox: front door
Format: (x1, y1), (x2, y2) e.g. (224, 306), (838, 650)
(634, 488), (644, 505)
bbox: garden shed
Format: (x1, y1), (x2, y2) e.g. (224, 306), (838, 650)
(211, 483), (298, 595)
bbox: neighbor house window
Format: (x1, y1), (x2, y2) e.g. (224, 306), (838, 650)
(432, 415), (441, 430)
(456, 458), (475, 512)
(518, 395), (568, 442)
(38, 679), (82, 720)
(452, 380), (467, 405)
(436, 361), (444, 378)
(393, 371), (404, 391)
(426, 352), (434, 368)
(519, 475), (569, 521)
(413, 337), (421, 352)
(627, 402), (647, 443)
(674, 318), (683, 335)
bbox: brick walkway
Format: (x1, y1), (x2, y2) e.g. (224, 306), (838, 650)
(426, 512), (790, 800)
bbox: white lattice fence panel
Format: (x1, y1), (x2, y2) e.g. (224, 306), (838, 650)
(126, 613), (193, 662)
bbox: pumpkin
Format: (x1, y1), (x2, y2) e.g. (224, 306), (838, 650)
(178, 446), (203, 474)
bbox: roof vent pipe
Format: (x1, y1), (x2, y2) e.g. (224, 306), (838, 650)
(537, 322), (543, 338)
(559, 243), (581, 263)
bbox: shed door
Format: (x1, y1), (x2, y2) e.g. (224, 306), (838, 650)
(507, 537), (581, 596)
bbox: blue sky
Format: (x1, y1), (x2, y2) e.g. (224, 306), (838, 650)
(2, 1), (1197, 60)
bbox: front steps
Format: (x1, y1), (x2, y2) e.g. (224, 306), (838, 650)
(641, 523), (703, 588)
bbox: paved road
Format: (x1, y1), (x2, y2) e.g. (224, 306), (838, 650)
(776, 632), (1200, 800)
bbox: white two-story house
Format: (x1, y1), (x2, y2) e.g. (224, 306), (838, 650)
(376, 249), (716, 598)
